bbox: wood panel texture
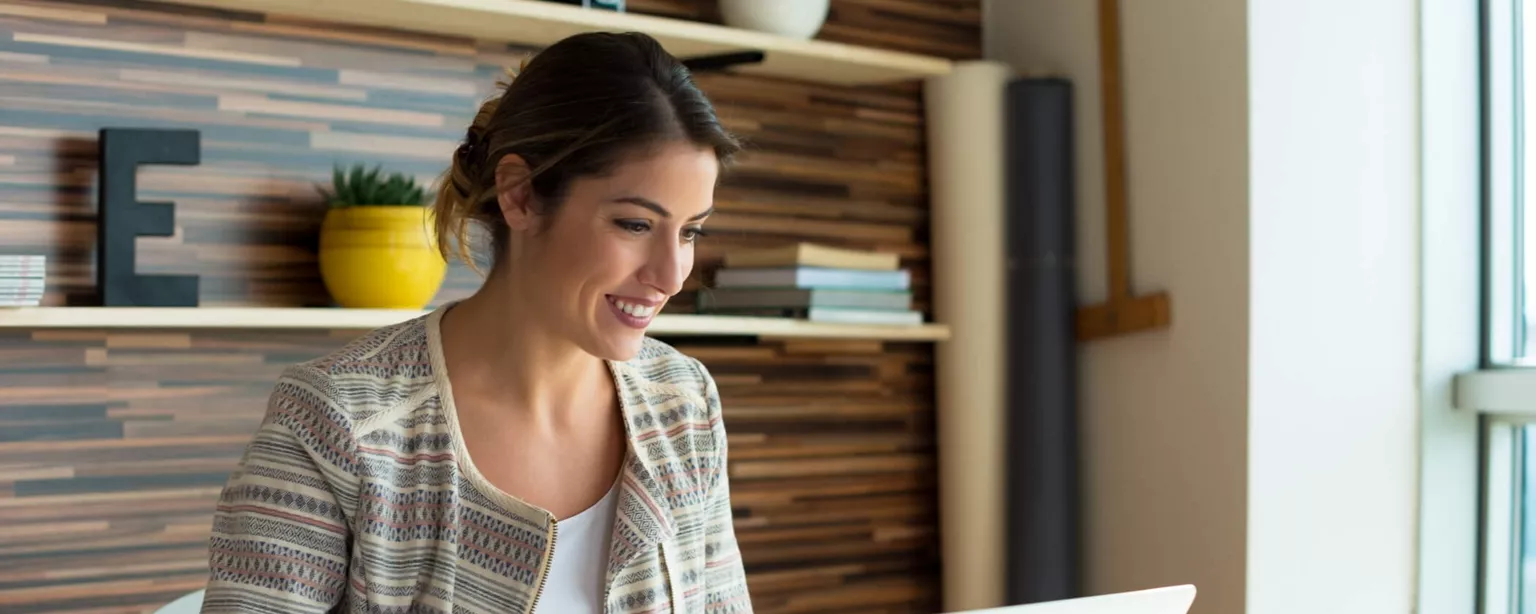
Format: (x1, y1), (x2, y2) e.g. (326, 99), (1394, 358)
(0, 0), (980, 612)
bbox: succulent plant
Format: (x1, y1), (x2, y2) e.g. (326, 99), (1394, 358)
(318, 164), (426, 207)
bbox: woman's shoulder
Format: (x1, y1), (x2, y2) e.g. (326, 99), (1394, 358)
(271, 314), (440, 426)
(619, 337), (716, 399)
(619, 338), (730, 496)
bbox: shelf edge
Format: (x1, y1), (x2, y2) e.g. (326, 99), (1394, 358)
(151, 0), (954, 85)
(0, 308), (951, 341)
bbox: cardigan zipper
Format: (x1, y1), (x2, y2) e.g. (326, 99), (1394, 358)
(525, 519), (557, 614)
(659, 541), (679, 614)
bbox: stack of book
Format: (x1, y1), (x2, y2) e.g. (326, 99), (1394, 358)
(0, 255), (45, 307)
(700, 243), (919, 325)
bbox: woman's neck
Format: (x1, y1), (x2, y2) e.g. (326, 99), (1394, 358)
(439, 272), (608, 429)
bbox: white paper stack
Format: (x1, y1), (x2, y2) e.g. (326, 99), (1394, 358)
(0, 255), (45, 306)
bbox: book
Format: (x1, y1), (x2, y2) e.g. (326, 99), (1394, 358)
(713, 267), (910, 291)
(705, 306), (924, 326)
(723, 243), (899, 272)
(0, 265), (46, 278)
(804, 307), (922, 325)
(698, 288), (912, 311)
(0, 257), (46, 269)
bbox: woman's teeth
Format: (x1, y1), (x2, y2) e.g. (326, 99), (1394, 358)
(613, 299), (655, 318)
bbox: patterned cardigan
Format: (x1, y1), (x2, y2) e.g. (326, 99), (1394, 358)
(201, 307), (752, 613)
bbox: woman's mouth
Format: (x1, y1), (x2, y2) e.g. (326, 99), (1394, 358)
(606, 295), (658, 329)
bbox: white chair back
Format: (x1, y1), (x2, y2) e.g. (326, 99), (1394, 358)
(153, 589), (205, 614)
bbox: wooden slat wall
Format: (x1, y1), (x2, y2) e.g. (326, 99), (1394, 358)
(0, 328), (356, 614)
(699, 338), (938, 614)
(0, 1), (980, 612)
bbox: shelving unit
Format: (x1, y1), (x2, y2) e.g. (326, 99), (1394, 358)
(153, 0), (954, 85)
(0, 2), (969, 611)
(0, 307), (951, 341)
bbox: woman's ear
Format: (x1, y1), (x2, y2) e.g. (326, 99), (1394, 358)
(494, 154), (536, 231)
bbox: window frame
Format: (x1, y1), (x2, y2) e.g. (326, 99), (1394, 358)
(1483, 0), (1522, 367)
(1421, 0), (1488, 613)
(1480, 420), (1521, 614)
(1454, 1), (1536, 614)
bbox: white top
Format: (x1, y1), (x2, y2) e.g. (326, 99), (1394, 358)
(532, 480), (621, 614)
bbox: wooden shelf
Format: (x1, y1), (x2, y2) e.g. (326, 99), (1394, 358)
(153, 0), (953, 85)
(0, 307), (951, 341)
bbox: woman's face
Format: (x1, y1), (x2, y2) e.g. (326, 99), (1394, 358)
(505, 141), (719, 361)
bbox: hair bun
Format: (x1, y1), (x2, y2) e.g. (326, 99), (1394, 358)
(452, 127), (488, 196)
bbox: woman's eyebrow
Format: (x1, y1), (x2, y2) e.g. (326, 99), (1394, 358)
(612, 197), (713, 221)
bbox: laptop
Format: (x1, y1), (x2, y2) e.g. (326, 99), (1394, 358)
(951, 585), (1197, 614)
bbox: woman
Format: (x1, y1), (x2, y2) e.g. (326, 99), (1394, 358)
(202, 31), (750, 614)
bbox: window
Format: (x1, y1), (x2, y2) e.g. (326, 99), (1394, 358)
(1487, 0), (1527, 367)
(1466, 1), (1536, 613)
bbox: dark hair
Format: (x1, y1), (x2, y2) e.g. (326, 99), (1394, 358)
(433, 31), (741, 271)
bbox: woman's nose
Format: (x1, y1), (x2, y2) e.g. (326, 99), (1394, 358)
(640, 239), (688, 296)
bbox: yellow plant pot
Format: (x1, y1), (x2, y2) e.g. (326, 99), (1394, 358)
(319, 206), (446, 309)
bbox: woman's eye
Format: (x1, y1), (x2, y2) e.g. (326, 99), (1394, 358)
(682, 227), (708, 243)
(616, 220), (650, 234)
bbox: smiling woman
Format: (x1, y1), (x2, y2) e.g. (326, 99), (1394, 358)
(201, 31), (752, 614)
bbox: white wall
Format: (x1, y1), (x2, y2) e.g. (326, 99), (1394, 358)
(1245, 0), (1420, 612)
(984, 1), (1423, 613)
(983, 2), (1251, 613)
